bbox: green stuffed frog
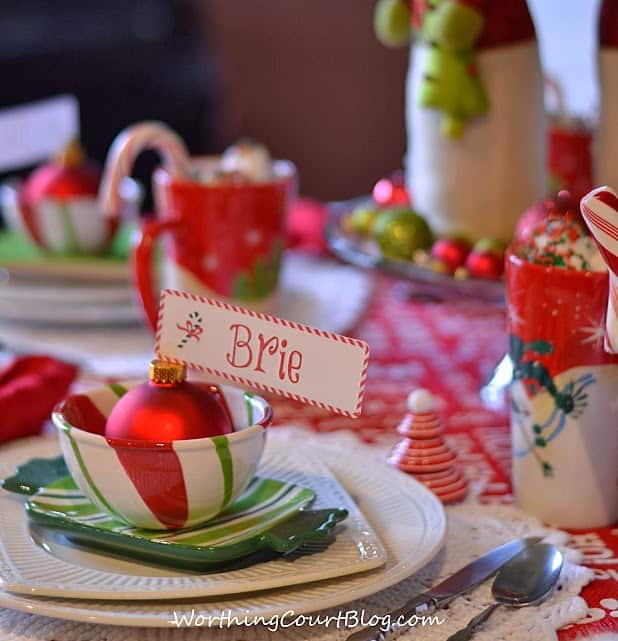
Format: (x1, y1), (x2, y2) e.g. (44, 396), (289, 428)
(374, 0), (489, 138)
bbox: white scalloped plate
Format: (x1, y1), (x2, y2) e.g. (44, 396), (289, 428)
(0, 443), (386, 600)
(0, 433), (445, 627)
(0, 282), (132, 304)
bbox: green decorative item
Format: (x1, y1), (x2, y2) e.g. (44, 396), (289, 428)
(348, 204), (381, 236)
(0, 230), (128, 265)
(373, 208), (433, 261)
(423, 0), (484, 51)
(374, 0), (412, 47)
(418, 46), (489, 138)
(108, 220), (138, 259)
(3, 458), (347, 571)
(232, 241), (283, 300)
(1, 456), (69, 496)
(373, 0), (489, 138)
(419, 1), (488, 138)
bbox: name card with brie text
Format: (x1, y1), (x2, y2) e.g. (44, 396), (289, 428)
(155, 289), (369, 418)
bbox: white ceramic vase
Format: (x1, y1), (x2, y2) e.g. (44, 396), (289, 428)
(405, 41), (546, 242)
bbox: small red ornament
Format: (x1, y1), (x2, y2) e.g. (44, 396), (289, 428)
(387, 389), (467, 504)
(464, 238), (505, 279)
(372, 172), (411, 207)
(105, 361), (233, 442)
(430, 236), (472, 273)
(21, 140), (100, 205)
(515, 199), (552, 243)
(464, 251), (504, 279)
(286, 197), (328, 255)
(552, 189), (586, 228)
(515, 190), (583, 244)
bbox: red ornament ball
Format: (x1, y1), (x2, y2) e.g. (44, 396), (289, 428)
(286, 197), (328, 254)
(430, 237), (471, 273)
(464, 239), (506, 279)
(105, 362), (233, 442)
(515, 190), (583, 243)
(465, 250), (504, 279)
(515, 200), (551, 243)
(21, 140), (100, 205)
(372, 174), (411, 207)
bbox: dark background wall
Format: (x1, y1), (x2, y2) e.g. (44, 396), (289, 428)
(0, 0), (408, 201)
(203, 1), (408, 200)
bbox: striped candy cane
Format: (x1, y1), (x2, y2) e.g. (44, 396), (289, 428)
(580, 185), (618, 353)
(99, 121), (190, 218)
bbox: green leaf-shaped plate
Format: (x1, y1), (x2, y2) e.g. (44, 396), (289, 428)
(1, 456), (69, 495)
(4, 457), (347, 571)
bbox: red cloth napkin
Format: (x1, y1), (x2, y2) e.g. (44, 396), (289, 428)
(0, 356), (78, 444)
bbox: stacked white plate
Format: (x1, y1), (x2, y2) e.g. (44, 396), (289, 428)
(0, 433), (446, 627)
(0, 257), (140, 326)
(0, 281), (141, 325)
(0, 253), (374, 377)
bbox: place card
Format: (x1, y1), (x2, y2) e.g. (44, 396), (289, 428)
(155, 289), (370, 418)
(0, 95), (79, 171)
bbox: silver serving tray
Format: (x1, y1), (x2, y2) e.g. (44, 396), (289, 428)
(325, 197), (505, 303)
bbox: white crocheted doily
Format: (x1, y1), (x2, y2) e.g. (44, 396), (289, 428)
(0, 427), (594, 641)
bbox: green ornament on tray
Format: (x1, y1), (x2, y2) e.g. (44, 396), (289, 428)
(373, 208), (433, 261)
(348, 204), (381, 236)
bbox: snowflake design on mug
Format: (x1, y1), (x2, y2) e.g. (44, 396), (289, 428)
(176, 311), (204, 349)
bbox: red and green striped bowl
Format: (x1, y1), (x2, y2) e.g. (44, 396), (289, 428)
(0, 178), (141, 255)
(52, 382), (271, 531)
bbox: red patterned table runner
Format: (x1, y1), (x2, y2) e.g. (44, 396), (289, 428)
(271, 276), (618, 640)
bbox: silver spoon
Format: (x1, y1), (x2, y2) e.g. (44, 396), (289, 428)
(446, 543), (563, 641)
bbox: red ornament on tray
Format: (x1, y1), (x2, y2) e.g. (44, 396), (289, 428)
(464, 238), (505, 280)
(430, 236), (471, 274)
(105, 361), (233, 442)
(372, 172), (411, 207)
(387, 389), (467, 504)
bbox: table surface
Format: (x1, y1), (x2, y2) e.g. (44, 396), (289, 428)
(270, 275), (618, 640)
(1, 269), (616, 639)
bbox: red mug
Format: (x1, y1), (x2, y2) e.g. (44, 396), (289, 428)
(133, 158), (296, 329)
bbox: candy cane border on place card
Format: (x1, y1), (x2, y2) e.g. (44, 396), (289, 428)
(154, 289), (370, 418)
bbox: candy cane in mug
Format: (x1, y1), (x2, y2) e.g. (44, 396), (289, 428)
(597, 0), (618, 190)
(580, 185), (618, 352)
(99, 121), (190, 217)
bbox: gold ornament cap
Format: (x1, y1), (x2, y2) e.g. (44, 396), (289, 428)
(55, 139), (85, 169)
(149, 359), (186, 385)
